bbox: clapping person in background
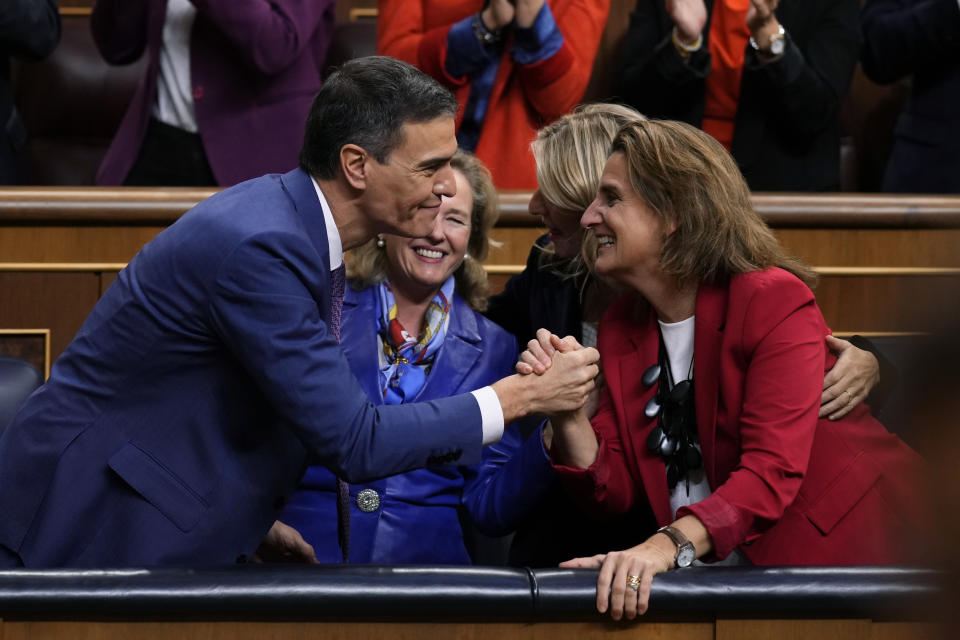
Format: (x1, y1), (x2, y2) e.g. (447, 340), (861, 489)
(377, 0), (609, 189)
(615, 0), (860, 191)
(91, 0), (337, 186)
(861, 0), (960, 193)
(1, 0), (60, 184)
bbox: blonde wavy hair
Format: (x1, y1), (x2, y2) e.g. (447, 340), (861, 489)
(346, 149), (500, 311)
(609, 119), (817, 288)
(531, 103), (646, 272)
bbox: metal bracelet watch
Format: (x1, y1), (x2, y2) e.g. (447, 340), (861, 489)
(472, 12), (502, 47)
(657, 525), (696, 568)
(749, 23), (786, 57)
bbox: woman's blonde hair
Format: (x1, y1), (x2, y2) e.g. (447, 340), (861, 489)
(531, 103), (646, 270)
(346, 149), (500, 310)
(609, 119), (817, 288)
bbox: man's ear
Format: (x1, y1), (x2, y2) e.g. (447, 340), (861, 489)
(340, 144), (368, 190)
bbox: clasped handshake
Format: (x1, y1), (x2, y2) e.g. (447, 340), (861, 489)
(516, 328), (600, 416)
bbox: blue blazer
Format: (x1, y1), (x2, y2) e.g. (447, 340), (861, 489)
(0, 168), (483, 567)
(281, 284), (554, 564)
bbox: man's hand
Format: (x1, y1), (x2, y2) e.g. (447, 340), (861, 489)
(495, 332), (599, 423)
(251, 520), (318, 564)
(820, 335), (880, 420)
(517, 328), (605, 419)
(666, 0), (708, 44)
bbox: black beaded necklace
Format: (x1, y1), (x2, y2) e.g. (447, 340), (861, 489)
(643, 326), (702, 491)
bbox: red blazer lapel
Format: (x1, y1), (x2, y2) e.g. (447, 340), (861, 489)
(611, 300), (674, 525)
(693, 282), (728, 489)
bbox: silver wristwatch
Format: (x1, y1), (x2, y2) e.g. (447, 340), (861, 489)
(750, 23), (786, 57)
(657, 525), (696, 568)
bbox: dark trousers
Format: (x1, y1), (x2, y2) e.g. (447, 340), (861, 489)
(124, 118), (217, 187)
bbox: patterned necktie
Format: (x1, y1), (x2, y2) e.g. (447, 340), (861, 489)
(330, 263), (350, 563)
(330, 264), (346, 342)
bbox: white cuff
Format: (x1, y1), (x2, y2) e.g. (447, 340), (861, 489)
(471, 386), (505, 445)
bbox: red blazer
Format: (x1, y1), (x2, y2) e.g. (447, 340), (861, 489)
(377, 0), (608, 189)
(557, 268), (925, 565)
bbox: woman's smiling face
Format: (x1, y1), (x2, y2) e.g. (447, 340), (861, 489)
(383, 169), (473, 297)
(581, 152), (668, 286)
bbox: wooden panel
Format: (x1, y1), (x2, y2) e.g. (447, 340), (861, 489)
(814, 273), (960, 333)
(0, 272), (100, 362)
(0, 621), (713, 640)
(717, 619), (871, 640)
(870, 623), (940, 640)
(488, 227), (546, 265)
(0, 227), (165, 263)
(99, 272), (120, 297)
(774, 229), (960, 268)
(0, 619), (939, 639)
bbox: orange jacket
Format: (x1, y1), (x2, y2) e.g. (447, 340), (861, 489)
(377, 0), (608, 189)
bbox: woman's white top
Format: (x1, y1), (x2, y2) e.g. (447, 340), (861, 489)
(152, 0), (199, 133)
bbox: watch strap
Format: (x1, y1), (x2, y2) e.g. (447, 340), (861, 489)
(657, 524), (694, 567)
(472, 12), (503, 47)
(657, 524), (690, 550)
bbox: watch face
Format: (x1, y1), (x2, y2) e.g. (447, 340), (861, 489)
(770, 38), (785, 56)
(677, 544), (696, 568)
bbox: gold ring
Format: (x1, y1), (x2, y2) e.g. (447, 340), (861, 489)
(626, 574), (641, 592)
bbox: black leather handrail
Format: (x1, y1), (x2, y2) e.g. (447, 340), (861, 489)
(0, 566), (939, 621)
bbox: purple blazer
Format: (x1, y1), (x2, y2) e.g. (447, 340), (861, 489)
(91, 0), (336, 186)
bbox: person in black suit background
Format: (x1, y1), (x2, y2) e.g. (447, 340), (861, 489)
(1, 0), (60, 184)
(861, 0), (960, 193)
(615, 0), (860, 191)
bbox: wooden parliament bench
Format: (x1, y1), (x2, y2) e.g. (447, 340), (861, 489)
(2, 189), (959, 375)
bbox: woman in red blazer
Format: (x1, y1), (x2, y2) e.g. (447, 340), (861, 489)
(520, 119), (926, 620)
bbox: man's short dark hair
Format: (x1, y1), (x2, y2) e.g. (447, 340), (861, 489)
(299, 56), (460, 180)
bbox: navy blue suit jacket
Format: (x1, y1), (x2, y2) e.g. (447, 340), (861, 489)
(282, 284), (553, 563)
(0, 168), (483, 567)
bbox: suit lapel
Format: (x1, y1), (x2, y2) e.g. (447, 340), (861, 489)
(417, 294), (481, 402)
(340, 286), (383, 405)
(693, 282), (727, 489)
(613, 301), (675, 525)
(280, 168), (334, 322)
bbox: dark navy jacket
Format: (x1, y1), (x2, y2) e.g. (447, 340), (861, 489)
(862, 0), (960, 193)
(0, 169), (483, 567)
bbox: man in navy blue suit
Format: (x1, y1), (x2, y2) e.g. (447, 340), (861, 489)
(0, 56), (599, 568)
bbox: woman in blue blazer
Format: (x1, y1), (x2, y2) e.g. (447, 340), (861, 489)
(278, 151), (554, 563)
